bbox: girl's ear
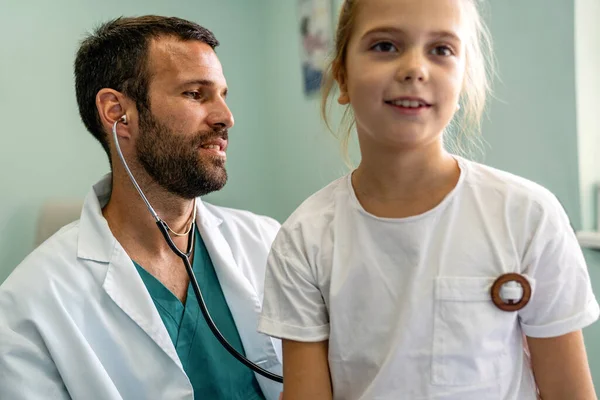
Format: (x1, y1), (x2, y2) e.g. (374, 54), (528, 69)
(334, 60), (350, 105)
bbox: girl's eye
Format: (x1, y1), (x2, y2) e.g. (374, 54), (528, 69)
(431, 45), (453, 56)
(371, 41), (398, 53)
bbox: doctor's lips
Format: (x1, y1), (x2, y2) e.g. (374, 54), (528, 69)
(199, 136), (228, 157)
(385, 96), (432, 109)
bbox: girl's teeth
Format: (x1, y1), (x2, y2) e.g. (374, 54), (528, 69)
(394, 100), (423, 108)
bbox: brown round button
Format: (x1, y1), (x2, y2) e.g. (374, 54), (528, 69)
(490, 273), (532, 312)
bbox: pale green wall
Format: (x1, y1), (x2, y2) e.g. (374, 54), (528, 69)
(575, 0), (600, 386)
(576, 0), (600, 231)
(584, 250), (600, 391)
(263, 0), (350, 223)
(0, 0), (270, 283)
(482, 1), (581, 225)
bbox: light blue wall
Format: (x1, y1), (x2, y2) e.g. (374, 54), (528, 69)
(0, 0), (270, 282)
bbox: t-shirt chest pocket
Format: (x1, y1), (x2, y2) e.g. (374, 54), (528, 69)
(431, 276), (522, 387)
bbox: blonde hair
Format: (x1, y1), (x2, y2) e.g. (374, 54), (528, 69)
(321, 0), (495, 164)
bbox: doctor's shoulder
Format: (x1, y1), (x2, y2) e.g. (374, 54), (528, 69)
(201, 201), (282, 244)
(0, 220), (81, 307)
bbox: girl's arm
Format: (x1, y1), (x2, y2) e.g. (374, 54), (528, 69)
(282, 339), (333, 400)
(527, 330), (597, 400)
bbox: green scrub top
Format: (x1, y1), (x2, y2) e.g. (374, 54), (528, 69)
(133, 228), (266, 400)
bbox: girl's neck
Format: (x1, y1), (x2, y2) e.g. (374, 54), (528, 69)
(352, 141), (461, 218)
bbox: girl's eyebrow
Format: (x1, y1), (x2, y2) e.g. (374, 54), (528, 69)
(362, 26), (462, 43)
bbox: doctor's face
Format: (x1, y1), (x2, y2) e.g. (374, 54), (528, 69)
(135, 37), (234, 199)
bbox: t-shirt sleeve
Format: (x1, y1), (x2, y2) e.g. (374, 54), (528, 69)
(258, 233), (330, 342)
(519, 195), (600, 338)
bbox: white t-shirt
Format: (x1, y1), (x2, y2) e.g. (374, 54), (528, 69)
(258, 157), (599, 400)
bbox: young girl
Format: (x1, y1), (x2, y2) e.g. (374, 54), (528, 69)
(259, 0), (599, 398)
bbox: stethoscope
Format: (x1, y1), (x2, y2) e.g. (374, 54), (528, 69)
(112, 116), (284, 383)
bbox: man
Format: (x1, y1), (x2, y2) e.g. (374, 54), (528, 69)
(0, 16), (282, 399)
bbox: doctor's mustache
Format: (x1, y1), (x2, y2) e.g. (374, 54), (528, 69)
(194, 128), (228, 147)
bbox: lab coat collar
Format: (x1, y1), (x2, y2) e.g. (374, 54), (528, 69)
(76, 174), (224, 262)
(194, 198), (223, 229)
(76, 174), (116, 263)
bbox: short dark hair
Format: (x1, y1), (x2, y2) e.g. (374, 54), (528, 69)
(74, 16), (219, 160)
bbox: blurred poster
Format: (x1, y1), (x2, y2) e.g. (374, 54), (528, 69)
(298, 0), (334, 95)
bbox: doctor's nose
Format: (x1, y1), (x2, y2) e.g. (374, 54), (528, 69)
(207, 99), (234, 130)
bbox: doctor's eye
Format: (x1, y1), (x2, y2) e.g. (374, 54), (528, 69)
(183, 91), (204, 100)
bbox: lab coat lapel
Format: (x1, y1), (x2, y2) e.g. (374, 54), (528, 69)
(102, 244), (183, 369)
(195, 202), (282, 379)
(77, 176), (183, 371)
(196, 204), (264, 350)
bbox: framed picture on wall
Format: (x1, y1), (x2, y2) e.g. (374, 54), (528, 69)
(297, 0), (335, 95)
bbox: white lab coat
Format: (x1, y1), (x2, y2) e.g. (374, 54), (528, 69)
(0, 175), (283, 400)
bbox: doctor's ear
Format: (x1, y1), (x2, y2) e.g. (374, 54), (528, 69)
(96, 88), (133, 137)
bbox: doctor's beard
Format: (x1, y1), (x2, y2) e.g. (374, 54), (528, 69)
(135, 109), (228, 199)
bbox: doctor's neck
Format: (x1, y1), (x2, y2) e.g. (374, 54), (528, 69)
(102, 162), (196, 254)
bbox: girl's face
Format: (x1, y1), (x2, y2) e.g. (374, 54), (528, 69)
(338, 0), (468, 152)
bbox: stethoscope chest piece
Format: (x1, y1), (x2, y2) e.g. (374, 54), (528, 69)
(491, 273), (532, 312)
